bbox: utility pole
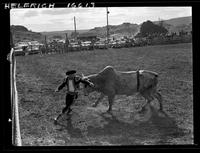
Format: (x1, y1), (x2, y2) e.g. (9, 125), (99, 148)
(74, 16), (77, 40)
(106, 7), (109, 47)
(65, 33), (69, 53)
(158, 17), (164, 27)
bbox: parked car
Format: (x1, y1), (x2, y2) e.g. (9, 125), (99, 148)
(94, 41), (107, 49)
(69, 42), (81, 51)
(111, 40), (121, 48)
(108, 41), (117, 48)
(13, 46), (26, 56)
(27, 45), (41, 55)
(117, 40), (126, 48)
(81, 41), (92, 50)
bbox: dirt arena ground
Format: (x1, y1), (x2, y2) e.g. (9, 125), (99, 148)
(15, 43), (193, 145)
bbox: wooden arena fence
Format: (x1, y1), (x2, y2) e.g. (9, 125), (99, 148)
(10, 48), (22, 146)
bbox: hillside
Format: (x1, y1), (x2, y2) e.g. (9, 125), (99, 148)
(80, 16), (192, 37)
(41, 29), (89, 40)
(154, 16), (192, 34)
(88, 23), (140, 37)
(11, 25), (44, 44)
(11, 16), (192, 43)
(11, 26), (89, 44)
(159, 16), (192, 27)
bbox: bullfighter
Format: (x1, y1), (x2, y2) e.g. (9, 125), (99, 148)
(54, 70), (94, 123)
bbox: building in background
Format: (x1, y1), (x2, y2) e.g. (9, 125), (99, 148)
(77, 33), (97, 42)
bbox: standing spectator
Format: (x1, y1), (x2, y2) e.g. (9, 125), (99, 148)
(91, 38), (95, 50)
(65, 34), (69, 53)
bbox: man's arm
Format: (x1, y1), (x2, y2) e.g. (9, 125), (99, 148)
(55, 78), (67, 92)
(78, 77), (94, 87)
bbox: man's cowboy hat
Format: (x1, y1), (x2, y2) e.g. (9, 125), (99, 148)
(66, 70), (76, 75)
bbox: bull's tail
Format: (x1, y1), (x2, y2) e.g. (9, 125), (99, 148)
(147, 70), (159, 88)
(149, 71), (158, 87)
(152, 74), (158, 88)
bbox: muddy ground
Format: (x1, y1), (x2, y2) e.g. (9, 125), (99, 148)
(15, 43), (193, 145)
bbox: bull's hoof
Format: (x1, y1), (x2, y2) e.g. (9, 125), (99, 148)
(106, 109), (112, 114)
(54, 118), (58, 125)
(139, 106), (147, 114)
(92, 103), (97, 107)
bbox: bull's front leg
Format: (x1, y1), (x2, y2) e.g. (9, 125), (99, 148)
(92, 93), (104, 107)
(154, 92), (163, 111)
(107, 95), (115, 113)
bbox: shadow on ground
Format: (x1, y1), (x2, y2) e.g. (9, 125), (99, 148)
(55, 103), (189, 145)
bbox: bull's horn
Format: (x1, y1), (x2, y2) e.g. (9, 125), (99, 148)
(81, 73), (85, 78)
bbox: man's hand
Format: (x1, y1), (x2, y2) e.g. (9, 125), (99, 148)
(55, 89), (59, 92)
(89, 83), (95, 88)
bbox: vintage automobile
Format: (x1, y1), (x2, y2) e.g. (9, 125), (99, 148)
(26, 41), (42, 55)
(27, 45), (41, 55)
(108, 41), (117, 48)
(13, 46), (26, 56)
(122, 40), (132, 48)
(81, 41), (93, 50)
(117, 40), (127, 48)
(69, 42), (81, 51)
(110, 40), (122, 48)
(94, 41), (107, 49)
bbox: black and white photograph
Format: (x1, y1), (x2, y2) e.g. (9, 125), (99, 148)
(6, 4), (194, 147)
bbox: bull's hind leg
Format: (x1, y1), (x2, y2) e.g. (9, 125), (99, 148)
(140, 96), (154, 113)
(154, 92), (163, 111)
(140, 90), (154, 112)
(107, 95), (115, 113)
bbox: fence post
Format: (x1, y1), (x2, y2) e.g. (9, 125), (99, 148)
(10, 48), (22, 146)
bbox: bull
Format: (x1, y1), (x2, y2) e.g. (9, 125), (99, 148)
(81, 66), (163, 112)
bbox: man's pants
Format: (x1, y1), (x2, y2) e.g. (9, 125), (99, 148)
(55, 93), (77, 123)
(62, 93), (76, 114)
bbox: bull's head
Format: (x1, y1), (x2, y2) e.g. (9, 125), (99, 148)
(81, 73), (95, 96)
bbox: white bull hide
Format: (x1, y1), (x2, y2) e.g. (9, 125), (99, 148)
(82, 66), (163, 112)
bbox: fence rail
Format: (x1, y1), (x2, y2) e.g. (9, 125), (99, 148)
(10, 48), (22, 146)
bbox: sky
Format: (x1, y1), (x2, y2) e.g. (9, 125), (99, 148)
(10, 7), (192, 32)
